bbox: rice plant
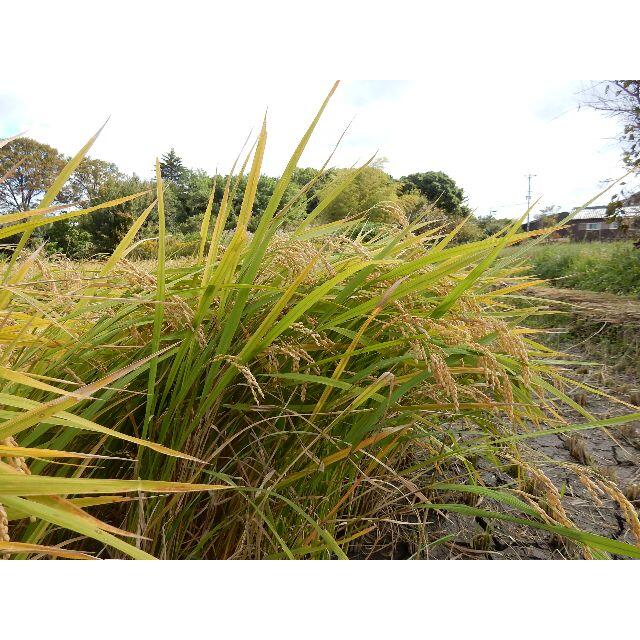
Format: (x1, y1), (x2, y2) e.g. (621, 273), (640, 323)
(2, 82), (640, 559)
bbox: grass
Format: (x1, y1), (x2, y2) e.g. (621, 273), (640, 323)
(2, 84), (640, 559)
(525, 241), (640, 297)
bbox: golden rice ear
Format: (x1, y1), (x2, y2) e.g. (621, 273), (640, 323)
(0, 503), (10, 559)
(0, 541), (94, 560)
(0, 432), (30, 559)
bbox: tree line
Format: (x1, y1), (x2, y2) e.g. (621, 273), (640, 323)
(0, 137), (504, 258)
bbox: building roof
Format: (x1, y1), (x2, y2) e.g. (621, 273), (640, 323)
(564, 205), (640, 221)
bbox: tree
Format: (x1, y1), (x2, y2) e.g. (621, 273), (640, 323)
(476, 214), (508, 237)
(585, 80), (640, 170)
(319, 166), (399, 223)
(399, 171), (469, 217)
(291, 167), (319, 188)
(397, 188), (429, 222)
(534, 205), (561, 228)
(69, 158), (122, 205)
(38, 219), (95, 259)
(159, 148), (186, 183)
(203, 173), (309, 232)
(583, 81), (640, 218)
(0, 137), (67, 212)
(79, 174), (153, 254)
(291, 167), (336, 214)
(172, 169), (213, 226)
(453, 217), (483, 243)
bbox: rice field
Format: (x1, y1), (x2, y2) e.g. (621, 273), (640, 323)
(2, 87), (640, 559)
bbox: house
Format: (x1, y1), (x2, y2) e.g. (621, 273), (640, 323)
(525, 204), (640, 241)
(561, 206), (640, 241)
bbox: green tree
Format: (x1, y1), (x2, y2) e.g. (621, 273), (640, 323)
(319, 166), (399, 223)
(397, 187), (429, 222)
(291, 167), (319, 188)
(69, 158), (122, 205)
(173, 170), (209, 225)
(399, 171), (469, 217)
(476, 214), (508, 238)
(80, 174), (153, 254)
(453, 217), (483, 243)
(38, 219), (95, 259)
(203, 173), (308, 232)
(534, 205), (561, 228)
(291, 167), (337, 214)
(0, 137), (67, 212)
(159, 148), (186, 183)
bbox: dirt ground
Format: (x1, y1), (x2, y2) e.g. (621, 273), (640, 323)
(352, 286), (640, 559)
(418, 349), (640, 559)
(428, 286), (640, 559)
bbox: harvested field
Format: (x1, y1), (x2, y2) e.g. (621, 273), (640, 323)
(525, 285), (640, 326)
(390, 345), (640, 560)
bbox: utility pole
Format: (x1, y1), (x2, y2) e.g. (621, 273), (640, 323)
(525, 174), (536, 230)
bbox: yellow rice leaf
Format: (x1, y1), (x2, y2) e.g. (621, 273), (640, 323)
(0, 494), (155, 560)
(0, 474), (228, 496)
(0, 541), (94, 559)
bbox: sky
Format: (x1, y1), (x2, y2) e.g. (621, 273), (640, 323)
(1, 1), (637, 221)
(0, 77), (630, 220)
(1, 78), (629, 220)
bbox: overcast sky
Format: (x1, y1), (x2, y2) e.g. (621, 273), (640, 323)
(0, 78), (629, 219)
(2, 0), (638, 221)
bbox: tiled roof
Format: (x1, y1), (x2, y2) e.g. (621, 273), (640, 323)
(564, 206), (640, 221)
